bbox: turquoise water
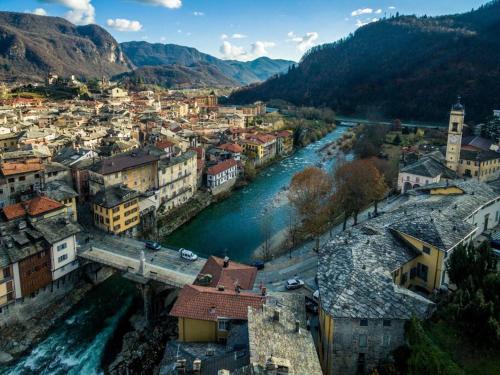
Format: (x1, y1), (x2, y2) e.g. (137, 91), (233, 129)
(163, 127), (347, 262)
(0, 276), (137, 375)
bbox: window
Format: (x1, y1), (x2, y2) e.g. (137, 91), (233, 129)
(218, 319), (229, 331)
(113, 216), (120, 221)
(19, 176), (26, 181)
(359, 334), (367, 347)
(113, 224), (121, 231)
(417, 263), (428, 282)
(383, 335), (391, 347)
(57, 243), (67, 252)
(112, 207), (120, 213)
(360, 319), (368, 326)
(422, 246), (431, 255)
(383, 319), (391, 327)
(452, 122), (458, 132)
(58, 254), (68, 263)
(7, 178), (14, 183)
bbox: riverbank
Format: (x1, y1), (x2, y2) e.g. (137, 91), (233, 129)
(0, 279), (94, 364)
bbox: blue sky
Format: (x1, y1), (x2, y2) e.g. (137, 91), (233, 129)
(0, 0), (490, 61)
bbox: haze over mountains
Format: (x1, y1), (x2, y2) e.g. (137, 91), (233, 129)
(0, 11), (294, 88)
(230, 1), (500, 122)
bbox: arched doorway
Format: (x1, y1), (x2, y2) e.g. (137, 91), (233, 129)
(403, 181), (412, 192)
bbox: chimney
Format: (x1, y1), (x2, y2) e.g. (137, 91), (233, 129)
(295, 319), (301, 333)
(261, 286), (267, 296)
(217, 285), (225, 292)
(273, 308), (281, 322)
(235, 284), (241, 294)
(175, 359), (186, 374)
(223, 256), (230, 268)
(193, 359), (201, 373)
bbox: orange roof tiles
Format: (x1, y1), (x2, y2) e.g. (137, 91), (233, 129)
(170, 284), (264, 322)
(3, 196), (64, 221)
(218, 143), (243, 154)
(207, 159), (238, 176)
(1, 159), (44, 176)
(197, 256), (257, 290)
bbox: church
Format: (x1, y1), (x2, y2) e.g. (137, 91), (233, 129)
(445, 98), (500, 182)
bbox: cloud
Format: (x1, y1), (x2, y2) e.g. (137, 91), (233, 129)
(219, 39), (275, 61)
(133, 0), (182, 9)
(232, 33), (247, 39)
(106, 18), (143, 32)
(287, 31), (319, 52)
(356, 18), (379, 28)
(31, 8), (48, 16)
(251, 41), (276, 57)
(160, 36), (167, 42)
(221, 34), (229, 40)
(40, 0), (95, 24)
(193, 11), (204, 16)
(388, 6), (396, 10)
(220, 40), (247, 60)
(375, 9), (383, 14)
(351, 8), (374, 17)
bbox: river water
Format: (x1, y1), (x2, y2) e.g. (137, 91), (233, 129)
(163, 126), (347, 262)
(0, 127), (346, 374)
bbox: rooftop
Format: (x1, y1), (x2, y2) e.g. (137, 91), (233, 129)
(170, 284), (264, 322)
(89, 149), (159, 175)
(196, 256), (257, 291)
(1, 159), (43, 176)
(3, 196), (65, 221)
(207, 159), (238, 176)
(401, 152), (455, 179)
(93, 185), (140, 208)
(460, 149), (500, 162)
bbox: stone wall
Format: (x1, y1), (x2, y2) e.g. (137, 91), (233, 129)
(329, 318), (406, 375)
(210, 177), (237, 196)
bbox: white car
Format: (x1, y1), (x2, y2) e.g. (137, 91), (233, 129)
(285, 278), (305, 290)
(179, 248), (198, 261)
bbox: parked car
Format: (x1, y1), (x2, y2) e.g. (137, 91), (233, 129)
(251, 260), (265, 270)
(285, 278), (305, 290)
(145, 241), (161, 251)
(180, 248), (198, 261)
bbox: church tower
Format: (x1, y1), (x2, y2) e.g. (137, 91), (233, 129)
(445, 97), (465, 171)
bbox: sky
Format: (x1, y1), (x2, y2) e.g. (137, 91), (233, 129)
(0, 0), (491, 62)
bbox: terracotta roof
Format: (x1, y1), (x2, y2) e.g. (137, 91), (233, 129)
(3, 196), (64, 221)
(1, 159), (44, 176)
(156, 140), (175, 149)
(244, 133), (276, 144)
(275, 130), (293, 138)
(218, 143), (243, 154)
(196, 256), (257, 290)
(170, 284), (264, 322)
(207, 159), (238, 176)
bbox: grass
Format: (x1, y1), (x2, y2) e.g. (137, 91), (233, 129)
(424, 320), (500, 375)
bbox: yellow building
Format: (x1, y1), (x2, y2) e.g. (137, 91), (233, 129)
(92, 185), (140, 235)
(457, 150), (500, 182)
(88, 149), (159, 195)
(0, 265), (14, 311)
(241, 134), (277, 163)
(317, 179), (498, 375)
(0, 132), (19, 151)
(170, 284), (264, 344)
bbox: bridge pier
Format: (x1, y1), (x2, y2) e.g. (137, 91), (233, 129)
(140, 283), (152, 325)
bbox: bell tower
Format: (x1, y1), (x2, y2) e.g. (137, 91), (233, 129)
(445, 97), (465, 171)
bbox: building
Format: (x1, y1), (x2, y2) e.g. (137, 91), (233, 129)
(92, 185), (140, 235)
(444, 99), (500, 181)
(195, 256), (257, 290)
(274, 130), (294, 156)
(247, 293), (322, 375)
(170, 284), (264, 343)
(317, 180), (499, 374)
(206, 159), (238, 190)
(0, 132), (20, 152)
(241, 134), (277, 165)
(88, 149), (159, 195)
(398, 151), (455, 193)
(0, 257), (14, 314)
(43, 181), (79, 221)
(0, 159), (44, 207)
(157, 150), (197, 213)
(217, 143), (243, 161)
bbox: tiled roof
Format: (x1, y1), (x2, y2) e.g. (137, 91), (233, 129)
(218, 143), (243, 154)
(401, 154), (455, 179)
(207, 159), (238, 176)
(1, 159), (43, 176)
(196, 256), (257, 290)
(461, 135), (494, 151)
(170, 284), (264, 322)
(460, 149), (500, 162)
(89, 149), (159, 175)
(3, 196), (64, 221)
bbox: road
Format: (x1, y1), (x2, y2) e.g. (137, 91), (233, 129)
(336, 115), (447, 129)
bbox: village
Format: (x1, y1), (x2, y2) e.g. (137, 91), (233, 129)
(0, 77), (499, 375)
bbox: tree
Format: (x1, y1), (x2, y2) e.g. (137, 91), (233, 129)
(333, 159), (388, 228)
(288, 167), (333, 250)
(285, 206), (300, 258)
(260, 211), (273, 261)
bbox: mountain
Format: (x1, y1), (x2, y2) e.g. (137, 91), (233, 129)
(0, 12), (131, 82)
(229, 1), (500, 122)
(120, 41), (294, 85)
(114, 63), (240, 89)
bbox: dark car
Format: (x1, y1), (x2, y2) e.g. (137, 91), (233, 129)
(145, 241), (161, 251)
(251, 260), (265, 270)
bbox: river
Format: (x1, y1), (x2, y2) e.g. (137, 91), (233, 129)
(0, 126), (347, 374)
(162, 126), (347, 262)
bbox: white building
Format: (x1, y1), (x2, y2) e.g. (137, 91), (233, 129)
(206, 159), (238, 188)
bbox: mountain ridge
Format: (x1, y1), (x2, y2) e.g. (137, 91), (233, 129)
(229, 1), (500, 122)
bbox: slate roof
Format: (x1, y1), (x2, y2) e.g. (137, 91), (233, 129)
(93, 185), (139, 208)
(89, 149), (159, 175)
(401, 154), (455, 179)
(247, 293), (322, 375)
(461, 135), (494, 151)
(170, 284), (264, 322)
(31, 216), (81, 244)
(460, 149), (500, 162)
(318, 180), (499, 320)
(43, 181), (78, 202)
(196, 256), (257, 290)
